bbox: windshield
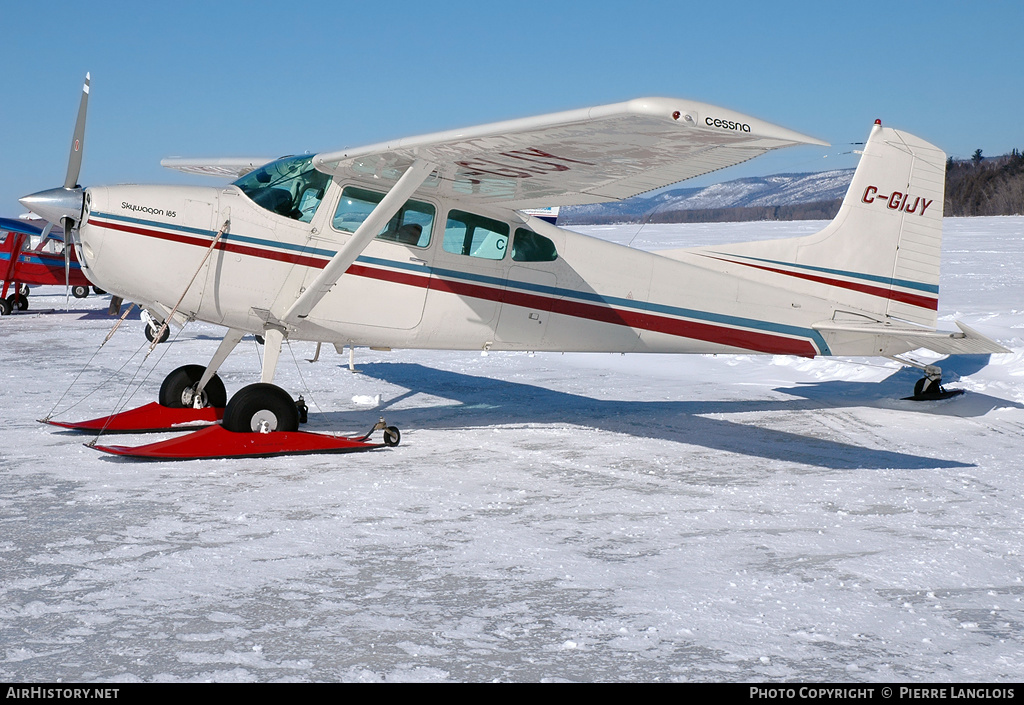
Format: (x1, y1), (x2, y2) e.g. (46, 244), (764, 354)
(233, 155), (330, 223)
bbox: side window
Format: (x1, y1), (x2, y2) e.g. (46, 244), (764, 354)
(332, 186), (434, 248)
(512, 228), (558, 262)
(442, 210), (509, 260)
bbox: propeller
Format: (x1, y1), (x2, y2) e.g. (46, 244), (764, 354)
(19, 74), (100, 309)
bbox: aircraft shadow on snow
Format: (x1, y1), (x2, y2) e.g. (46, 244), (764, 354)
(309, 359), (1020, 471)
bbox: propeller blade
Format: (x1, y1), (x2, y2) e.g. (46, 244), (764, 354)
(107, 295), (124, 316)
(64, 73), (90, 190)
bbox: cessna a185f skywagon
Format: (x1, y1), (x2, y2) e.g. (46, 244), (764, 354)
(20, 75), (1008, 459)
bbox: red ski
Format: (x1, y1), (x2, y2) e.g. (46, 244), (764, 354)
(43, 402), (223, 433)
(89, 424), (391, 460)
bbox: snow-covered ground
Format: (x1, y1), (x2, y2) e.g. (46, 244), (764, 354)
(1, 217), (1022, 683)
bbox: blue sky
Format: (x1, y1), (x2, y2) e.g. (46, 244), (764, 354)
(2, 0), (1021, 214)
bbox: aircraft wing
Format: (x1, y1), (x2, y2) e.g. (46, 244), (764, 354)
(160, 157), (278, 178)
(313, 97), (828, 210)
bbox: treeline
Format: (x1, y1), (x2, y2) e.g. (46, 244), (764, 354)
(945, 150), (1024, 216)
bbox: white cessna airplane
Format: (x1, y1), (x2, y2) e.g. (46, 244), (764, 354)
(20, 75), (1008, 458)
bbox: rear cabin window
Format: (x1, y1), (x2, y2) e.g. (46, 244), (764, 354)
(511, 228), (558, 262)
(332, 186), (434, 248)
(442, 210), (509, 260)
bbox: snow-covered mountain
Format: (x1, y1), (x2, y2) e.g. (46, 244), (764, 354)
(562, 168), (855, 223)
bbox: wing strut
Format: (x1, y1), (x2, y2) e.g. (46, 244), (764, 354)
(282, 159), (435, 326)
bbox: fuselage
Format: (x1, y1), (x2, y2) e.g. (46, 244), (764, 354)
(78, 152), (915, 360)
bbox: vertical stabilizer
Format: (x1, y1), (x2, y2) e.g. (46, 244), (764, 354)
(702, 123), (946, 328)
(810, 123), (946, 326)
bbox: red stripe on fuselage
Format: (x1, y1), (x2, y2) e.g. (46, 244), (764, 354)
(707, 255), (938, 311)
(93, 218), (817, 357)
(352, 266), (817, 357)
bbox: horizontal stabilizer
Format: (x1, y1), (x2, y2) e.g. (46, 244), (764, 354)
(814, 320), (1010, 356)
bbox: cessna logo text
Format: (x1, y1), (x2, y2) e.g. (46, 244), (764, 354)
(861, 186), (933, 215)
(122, 202), (176, 218)
(705, 117), (751, 132)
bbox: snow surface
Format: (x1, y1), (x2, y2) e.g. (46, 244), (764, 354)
(1, 217), (1023, 683)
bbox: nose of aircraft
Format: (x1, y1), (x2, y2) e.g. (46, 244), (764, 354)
(19, 186), (85, 227)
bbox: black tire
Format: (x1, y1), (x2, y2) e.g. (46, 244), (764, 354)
(0, 297), (10, 316)
(92, 286), (106, 295)
(145, 322), (170, 344)
(914, 377), (939, 398)
(71, 285), (89, 299)
(159, 365), (227, 408)
(7, 294), (28, 311)
(383, 426), (401, 447)
(222, 383), (299, 433)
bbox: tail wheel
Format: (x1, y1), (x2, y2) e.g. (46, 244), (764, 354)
(222, 383), (299, 433)
(71, 285), (89, 298)
(159, 365), (227, 409)
(383, 426), (401, 447)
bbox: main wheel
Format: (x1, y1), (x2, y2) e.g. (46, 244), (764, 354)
(92, 286), (106, 295)
(71, 285), (89, 299)
(145, 322), (170, 344)
(159, 365), (227, 408)
(0, 297), (10, 316)
(222, 383), (299, 433)
(7, 294), (28, 311)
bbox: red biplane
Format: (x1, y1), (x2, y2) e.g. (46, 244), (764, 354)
(0, 216), (102, 314)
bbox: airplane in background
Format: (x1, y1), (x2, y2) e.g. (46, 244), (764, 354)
(0, 216), (103, 314)
(19, 75), (1009, 459)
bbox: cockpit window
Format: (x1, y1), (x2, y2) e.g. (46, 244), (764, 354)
(234, 155), (330, 223)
